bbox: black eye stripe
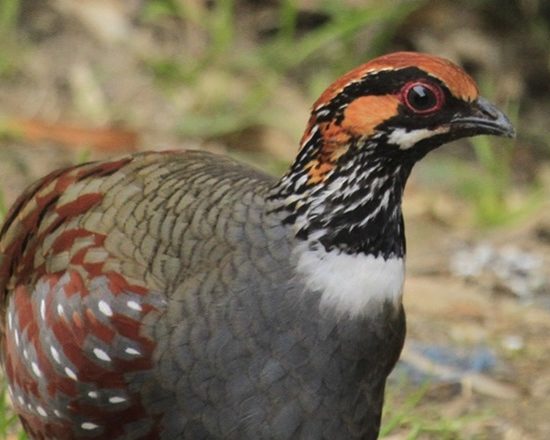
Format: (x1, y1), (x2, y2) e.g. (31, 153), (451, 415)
(314, 69), (449, 122)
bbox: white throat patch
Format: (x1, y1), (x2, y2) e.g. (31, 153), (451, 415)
(295, 244), (405, 318)
(387, 126), (449, 150)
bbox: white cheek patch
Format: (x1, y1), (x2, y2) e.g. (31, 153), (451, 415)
(387, 127), (449, 150)
(295, 245), (405, 318)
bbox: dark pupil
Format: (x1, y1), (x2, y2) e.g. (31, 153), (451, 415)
(408, 85), (436, 110)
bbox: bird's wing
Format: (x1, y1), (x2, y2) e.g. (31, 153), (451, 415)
(0, 150), (275, 438)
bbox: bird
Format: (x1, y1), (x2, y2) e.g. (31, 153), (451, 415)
(0, 52), (514, 440)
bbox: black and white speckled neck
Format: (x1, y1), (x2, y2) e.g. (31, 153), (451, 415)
(267, 132), (413, 260)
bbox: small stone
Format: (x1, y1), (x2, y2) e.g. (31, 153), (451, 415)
(501, 335), (524, 352)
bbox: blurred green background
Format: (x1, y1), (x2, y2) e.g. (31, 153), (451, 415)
(0, 0), (549, 438)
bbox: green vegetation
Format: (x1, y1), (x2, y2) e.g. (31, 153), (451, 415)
(0, 384), (25, 440)
(381, 380), (490, 439)
(141, 0), (425, 139)
(0, 0), (22, 77)
(419, 91), (541, 227)
(0, 0), (20, 37)
(464, 135), (542, 227)
(463, 85), (544, 226)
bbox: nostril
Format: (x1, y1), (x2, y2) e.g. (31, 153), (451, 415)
(476, 97), (500, 120)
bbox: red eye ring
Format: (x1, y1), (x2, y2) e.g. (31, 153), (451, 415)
(401, 81), (444, 114)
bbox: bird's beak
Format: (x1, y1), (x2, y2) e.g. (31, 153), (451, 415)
(451, 97), (516, 138)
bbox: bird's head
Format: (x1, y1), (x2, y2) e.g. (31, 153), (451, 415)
(271, 52), (514, 257)
(295, 51), (514, 184)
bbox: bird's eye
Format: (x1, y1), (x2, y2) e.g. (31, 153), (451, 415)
(402, 81), (444, 114)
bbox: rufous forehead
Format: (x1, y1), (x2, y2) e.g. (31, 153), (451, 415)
(315, 52), (479, 107)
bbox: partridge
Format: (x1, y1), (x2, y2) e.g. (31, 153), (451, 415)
(0, 52), (514, 439)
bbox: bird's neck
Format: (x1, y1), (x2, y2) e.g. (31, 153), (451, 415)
(267, 136), (414, 318)
(267, 137), (413, 260)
